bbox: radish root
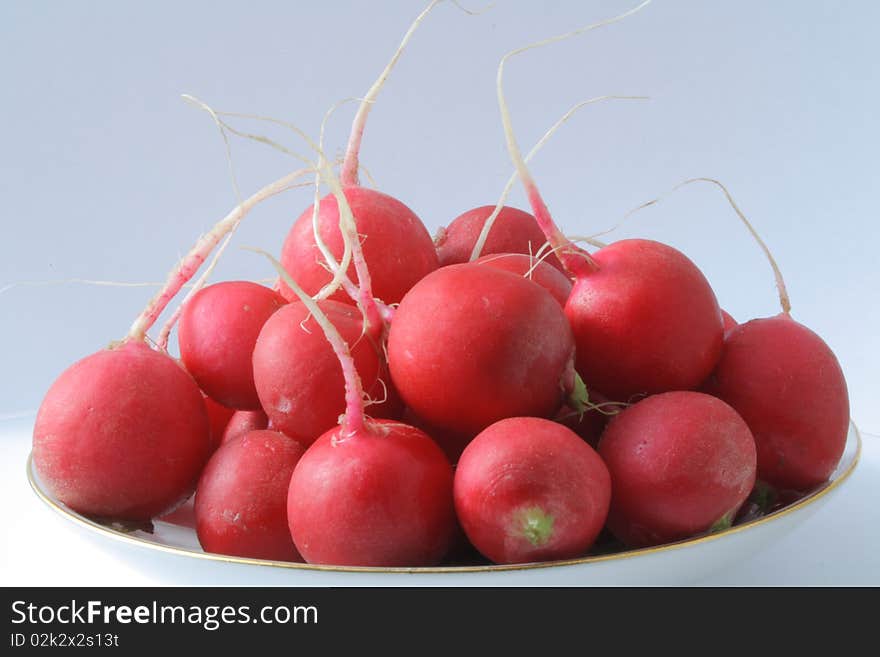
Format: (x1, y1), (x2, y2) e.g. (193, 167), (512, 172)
(470, 95), (648, 263)
(590, 177), (792, 314)
(156, 96), (246, 351)
(179, 102), (357, 305)
(496, 0), (652, 277)
(339, 0), (443, 187)
(126, 166), (312, 343)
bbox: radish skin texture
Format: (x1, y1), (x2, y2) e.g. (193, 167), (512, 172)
(704, 314), (849, 490)
(32, 341), (212, 520)
(287, 419), (455, 566)
(179, 281), (286, 410)
(221, 409), (269, 445)
(278, 187), (438, 305)
(473, 253), (572, 307)
(195, 430), (305, 561)
(388, 263), (576, 436)
(252, 300), (380, 445)
(599, 391), (757, 548)
(566, 239), (724, 399)
(203, 394), (235, 453)
(436, 205), (564, 272)
(454, 417), (611, 564)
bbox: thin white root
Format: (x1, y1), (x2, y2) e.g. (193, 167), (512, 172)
(312, 98), (363, 303)
(193, 102), (388, 332)
(181, 100), (355, 302)
(469, 95), (649, 262)
(496, 0), (652, 277)
(567, 235), (609, 250)
(126, 166), (313, 343)
(339, 0), (444, 186)
(156, 96), (245, 352)
(599, 177), (792, 314)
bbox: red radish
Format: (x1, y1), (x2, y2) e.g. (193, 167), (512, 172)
(31, 148), (314, 522)
(388, 263), (577, 436)
(564, 238), (723, 398)
(277, 2), (450, 307)
(222, 409), (269, 445)
(252, 299), (380, 446)
(436, 205), (563, 272)
(599, 391), (757, 548)
(454, 417), (611, 564)
(492, 2), (721, 399)
(596, 175), (849, 490)
(33, 341), (211, 520)
(178, 281), (286, 410)
(676, 178), (850, 491)
(473, 252), (572, 307)
(289, 419), (455, 566)
(260, 251), (454, 567)
(706, 315), (849, 490)
(203, 395), (235, 452)
(195, 429), (305, 561)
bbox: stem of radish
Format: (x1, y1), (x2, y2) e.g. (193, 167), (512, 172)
(495, 0), (653, 278)
(469, 95), (648, 263)
(596, 177), (792, 315)
(339, 0), (444, 187)
(126, 167), (312, 343)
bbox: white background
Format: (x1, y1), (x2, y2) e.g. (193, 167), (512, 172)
(1, 1), (878, 584)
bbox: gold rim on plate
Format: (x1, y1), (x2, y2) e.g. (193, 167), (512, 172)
(26, 422), (862, 574)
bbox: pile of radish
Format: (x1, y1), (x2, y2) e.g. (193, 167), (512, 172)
(31, 1), (850, 568)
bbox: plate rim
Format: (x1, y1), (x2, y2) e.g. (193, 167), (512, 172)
(26, 422), (863, 575)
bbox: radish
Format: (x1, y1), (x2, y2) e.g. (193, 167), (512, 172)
(195, 429), (305, 561)
(33, 341), (211, 520)
(277, 2), (451, 307)
(221, 409), (269, 445)
(388, 263), (578, 436)
(454, 417), (611, 564)
(257, 252), (454, 567)
(707, 316), (849, 491)
(178, 281), (286, 410)
(472, 253), (572, 307)
(252, 299), (381, 446)
(436, 205), (564, 272)
(31, 139), (314, 520)
(598, 391), (757, 547)
(593, 172), (848, 489)
(493, 2), (722, 400)
(564, 238), (724, 399)
(687, 179), (851, 491)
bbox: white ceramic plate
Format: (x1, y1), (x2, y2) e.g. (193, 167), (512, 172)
(27, 423), (862, 586)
